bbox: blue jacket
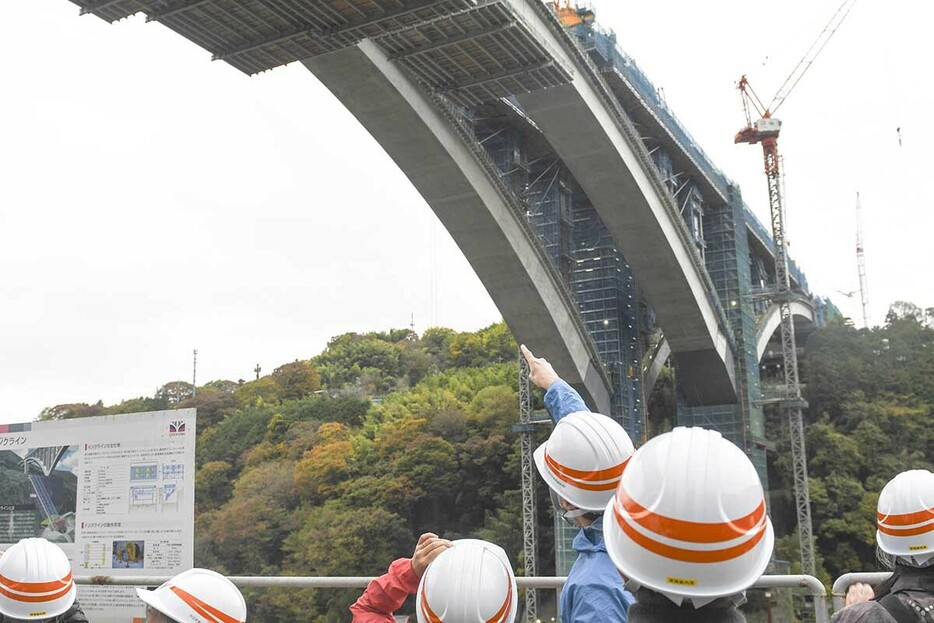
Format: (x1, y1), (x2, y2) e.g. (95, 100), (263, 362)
(544, 379), (588, 423)
(544, 379), (634, 623)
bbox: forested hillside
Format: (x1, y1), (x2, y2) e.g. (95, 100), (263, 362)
(767, 302), (933, 581)
(37, 303), (933, 621)
(43, 322), (553, 622)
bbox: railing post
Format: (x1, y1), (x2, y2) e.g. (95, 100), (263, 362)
(751, 575), (828, 623)
(831, 572), (891, 612)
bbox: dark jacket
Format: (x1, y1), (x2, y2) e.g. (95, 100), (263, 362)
(627, 589), (747, 623)
(832, 565), (934, 623)
(1, 602), (88, 623)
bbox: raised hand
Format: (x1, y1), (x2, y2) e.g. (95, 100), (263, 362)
(411, 532), (453, 577)
(520, 344), (560, 390)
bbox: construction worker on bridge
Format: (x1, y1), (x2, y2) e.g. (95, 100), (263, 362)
(351, 536), (516, 623)
(136, 568), (247, 623)
(832, 469), (934, 623)
(604, 426), (774, 623)
(521, 345), (636, 623)
(0, 537), (88, 623)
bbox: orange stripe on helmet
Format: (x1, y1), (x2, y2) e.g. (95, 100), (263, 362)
(420, 570), (512, 623)
(170, 586), (244, 623)
(484, 571), (513, 623)
(617, 487), (766, 544)
(545, 452), (627, 491)
(613, 502), (767, 564)
(0, 581), (72, 603)
(0, 572), (72, 594)
(420, 592), (444, 623)
(877, 522), (934, 537)
(877, 505), (934, 527)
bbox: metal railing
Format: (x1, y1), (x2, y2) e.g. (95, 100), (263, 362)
(831, 572), (891, 612)
(74, 575), (567, 589)
(750, 575), (830, 623)
(77, 574), (828, 622)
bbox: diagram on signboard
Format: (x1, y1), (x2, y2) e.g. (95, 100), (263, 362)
(128, 462), (182, 514)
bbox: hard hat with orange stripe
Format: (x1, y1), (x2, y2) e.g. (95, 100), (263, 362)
(603, 427), (774, 607)
(533, 411), (634, 512)
(876, 469), (934, 567)
(0, 537), (76, 620)
(416, 539), (517, 623)
(137, 568), (246, 623)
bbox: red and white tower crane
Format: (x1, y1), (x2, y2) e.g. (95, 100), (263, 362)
(734, 0), (857, 577)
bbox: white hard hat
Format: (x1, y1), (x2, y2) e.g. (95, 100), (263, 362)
(876, 469), (934, 567)
(416, 539), (517, 623)
(137, 568), (247, 623)
(533, 411), (634, 511)
(0, 537), (76, 619)
(603, 427), (774, 607)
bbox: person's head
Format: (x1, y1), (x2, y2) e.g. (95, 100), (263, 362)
(0, 537), (76, 622)
(876, 469), (934, 569)
(137, 568), (246, 623)
(533, 411), (634, 526)
(604, 427), (774, 608)
(416, 539), (517, 623)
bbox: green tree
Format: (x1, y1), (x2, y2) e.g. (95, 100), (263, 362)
(156, 381), (196, 406)
(234, 377), (282, 406)
(195, 461), (234, 512)
(38, 402), (104, 421)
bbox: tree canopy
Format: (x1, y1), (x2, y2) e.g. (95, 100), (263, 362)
(34, 303), (934, 620)
(766, 302), (934, 582)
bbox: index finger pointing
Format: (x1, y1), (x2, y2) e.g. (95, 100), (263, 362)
(520, 344), (536, 364)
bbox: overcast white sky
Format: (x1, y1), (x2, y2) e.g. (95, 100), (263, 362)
(1, 1), (931, 423)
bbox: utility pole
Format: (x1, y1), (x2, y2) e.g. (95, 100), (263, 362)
(517, 349), (537, 623)
(192, 349), (198, 397)
(856, 193), (871, 329)
(254, 364), (261, 381)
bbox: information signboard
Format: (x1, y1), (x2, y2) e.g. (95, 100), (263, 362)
(0, 409), (196, 622)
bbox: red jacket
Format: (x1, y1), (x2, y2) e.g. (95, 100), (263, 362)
(351, 558), (421, 623)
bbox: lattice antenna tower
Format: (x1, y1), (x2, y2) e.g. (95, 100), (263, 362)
(856, 193), (870, 328)
(517, 350), (538, 623)
(192, 349), (198, 397)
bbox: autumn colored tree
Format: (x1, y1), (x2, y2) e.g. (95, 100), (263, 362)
(270, 360), (321, 400)
(41, 313), (934, 622)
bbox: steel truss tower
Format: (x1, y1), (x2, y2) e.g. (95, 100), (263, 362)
(518, 350), (538, 623)
(737, 117), (816, 576)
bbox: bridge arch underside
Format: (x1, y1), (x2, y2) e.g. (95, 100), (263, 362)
(304, 44), (614, 414)
(68, 0), (743, 408)
(756, 302), (817, 370)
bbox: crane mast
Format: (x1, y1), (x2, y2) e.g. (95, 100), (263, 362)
(734, 0), (857, 580)
(736, 113), (815, 576)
